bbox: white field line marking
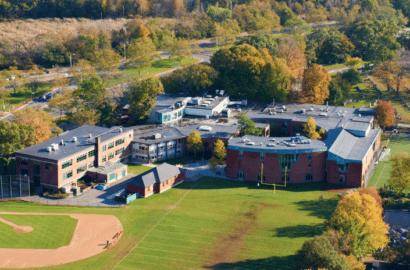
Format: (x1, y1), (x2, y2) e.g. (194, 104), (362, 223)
(157, 224), (274, 239)
(141, 241), (260, 258)
(145, 235), (270, 252)
(112, 184), (196, 269)
(150, 229), (215, 238)
(125, 254), (201, 264)
(123, 259), (202, 270)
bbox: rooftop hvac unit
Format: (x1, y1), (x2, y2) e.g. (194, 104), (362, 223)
(219, 90), (224, 96)
(120, 128), (123, 133)
(279, 110), (284, 113)
(308, 139), (311, 144)
(51, 143), (59, 151)
(301, 109), (306, 113)
(358, 114), (361, 117)
(269, 138), (276, 141)
(199, 126), (212, 131)
(216, 90), (220, 95)
(72, 137), (77, 142)
(267, 143), (275, 147)
(319, 113), (327, 117)
(89, 134), (92, 138)
(60, 140), (64, 145)
(289, 143), (296, 147)
(309, 107), (314, 111)
(154, 133), (162, 139)
(47, 147), (52, 152)
(246, 141), (255, 145)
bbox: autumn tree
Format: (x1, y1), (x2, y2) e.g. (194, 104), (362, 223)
(303, 117), (321, 140)
(13, 106), (61, 144)
(301, 64), (331, 104)
(375, 100), (395, 130)
(325, 192), (389, 258)
(127, 37), (157, 75)
(186, 130), (204, 158)
(170, 38), (192, 63)
(388, 153), (410, 194)
(92, 49), (121, 71)
(128, 78), (164, 122)
(236, 34), (278, 58)
(135, 24), (150, 39)
(277, 36), (306, 79)
(68, 108), (101, 126)
(213, 139), (227, 164)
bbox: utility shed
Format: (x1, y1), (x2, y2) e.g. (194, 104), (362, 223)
(126, 163), (186, 198)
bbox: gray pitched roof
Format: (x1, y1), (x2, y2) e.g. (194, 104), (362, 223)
(128, 163), (183, 188)
(328, 128), (380, 162)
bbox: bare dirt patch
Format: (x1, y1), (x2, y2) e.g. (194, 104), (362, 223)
(206, 204), (261, 266)
(0, 217), (34, 234)
(0, 212), (123, 269)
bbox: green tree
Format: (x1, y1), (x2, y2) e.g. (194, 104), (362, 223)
(127, 37), (157, 75)
(213, 139), (226, 164)
(303, 117), (321, 140)
(295, 236), (351, 270)
(0, 120), (35, 159)
(206, 5), (232, 22)
(161, 64), (218, 96)
(186, 130), (204, 157)
(236, 34), (278, 58)
(68, 106), (101, 126)
(235, 113), (261, 136)
(128, 78), (164, 122)
(74, 76), (106, 108)
(388, 153), (410, 194)
(92, 49), (121, 71)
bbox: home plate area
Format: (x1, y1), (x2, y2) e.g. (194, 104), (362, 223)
(0, 212), (123, 269)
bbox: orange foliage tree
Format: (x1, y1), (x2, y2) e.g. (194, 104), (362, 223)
(375, 100), (395, 130)
(301, 64), (331, 104)
(325, 192), (389, 258)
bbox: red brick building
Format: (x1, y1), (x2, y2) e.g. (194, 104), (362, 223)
(126, 163), (186, 198)
(15, 125), (133, 191)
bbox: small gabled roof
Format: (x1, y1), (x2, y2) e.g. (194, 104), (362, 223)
(128, 163), (183, 188)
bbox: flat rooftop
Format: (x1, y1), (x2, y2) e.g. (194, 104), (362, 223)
(185, 95), (228, 111)
(177, 123), (239, 139)
(132, 126), (186, 144)
(228, 135), (327, 154)
(88, 162), (127, 175)
(245, 103), (374, 131)
(16, 125), (132, 162)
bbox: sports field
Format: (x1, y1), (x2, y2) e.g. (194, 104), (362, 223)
(0, 214), (77, 249)
(367, 134), (410, 189)
(0, 178), (338, 269)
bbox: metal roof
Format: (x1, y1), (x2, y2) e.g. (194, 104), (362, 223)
(16, 125), (132, 162)
(128, 163), (183, 188)
(328, 128), (381, 163)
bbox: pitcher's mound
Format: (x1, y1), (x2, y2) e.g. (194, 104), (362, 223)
(13, 226), (34, 233)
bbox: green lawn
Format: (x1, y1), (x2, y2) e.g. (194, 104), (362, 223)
(367, 134), (410, 190)
(105, 57), (200, 87)
(0, 178), (338, 269)
(127, 163), (153, 174)
(1, 85), (52, 111)
(0, 214), (77, 249)
(153, 156), (191, 166)
(343, 82), (379, 109)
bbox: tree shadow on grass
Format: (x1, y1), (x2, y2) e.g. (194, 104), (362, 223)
(273, 223), (324, 238)
(293, 197), (339, 220)
(205, 255), (297, 270)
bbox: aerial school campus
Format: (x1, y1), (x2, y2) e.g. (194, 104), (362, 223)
(0, 91), (399, 269)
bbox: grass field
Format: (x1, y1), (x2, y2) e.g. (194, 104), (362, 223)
(0, 85), (52, 111)
(0, 215), (77, 249)
(105, 57), (200, 87)
(367, 134), (410, 189)
(127, 164), (153, 174)
(153, 156), (191, 166)
(343, 82), (379, 109)
(0, 178), (338, 269)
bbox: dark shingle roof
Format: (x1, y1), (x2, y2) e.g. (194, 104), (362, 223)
(128, 163), (183, 188)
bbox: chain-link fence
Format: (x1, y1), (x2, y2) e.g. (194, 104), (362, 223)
(0, 175), (30, 200)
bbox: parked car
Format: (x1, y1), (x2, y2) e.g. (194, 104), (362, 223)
(95, 184), (107, 191)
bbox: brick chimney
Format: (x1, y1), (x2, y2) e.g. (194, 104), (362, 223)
(95, 137), (101, 167)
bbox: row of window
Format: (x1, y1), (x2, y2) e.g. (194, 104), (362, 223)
(62, 162), (95, 180)
(237, 171), (312, 182)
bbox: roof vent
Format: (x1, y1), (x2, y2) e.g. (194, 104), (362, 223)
(279, 110), (284, 113)
(267, 143), (275, 147)
(309, 107), (314, 111)
(154, 133), (162, 139)
(51, 143), (59, 151)
(358, 114), (361, 117)
(246, 141), (255, 145)
(72, 137), (77, 142)
(259, 142), (263, 146)
(120, 128), (123, 133)
(219, 90), (224, 96)
(89, 134), (92, 138)
(269, 138), (276, 141)
(319, 113), (327, 117)
(308, 139), (311, 144)
(301, 109), (306, 113)
(288, 143), (296, 147)
(60, 140), (64, 145)
(47, 147), (52, 152)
